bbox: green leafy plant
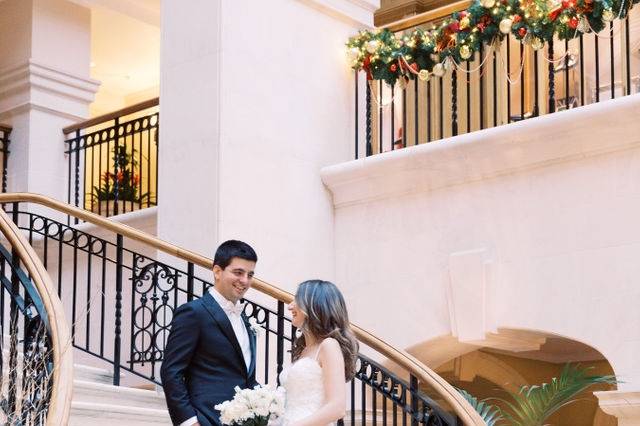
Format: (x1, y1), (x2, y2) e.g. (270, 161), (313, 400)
(458, 363), (617, 426)
(91, 145), (145, 202)
(457, 388), (503, 426)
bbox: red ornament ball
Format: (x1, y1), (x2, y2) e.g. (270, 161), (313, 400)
(390, 63), (398, 72)
(513, 15), (522, 23)
(568, 17), (579, 28)
(518, 27), (527, 37)
(410, 62), (419, 72)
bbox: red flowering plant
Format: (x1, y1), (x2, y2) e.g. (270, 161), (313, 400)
(92, 145), (145, 202)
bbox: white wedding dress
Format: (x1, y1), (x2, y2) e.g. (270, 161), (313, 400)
(278, 348), (326, 424)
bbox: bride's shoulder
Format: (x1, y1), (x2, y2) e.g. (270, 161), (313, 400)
(318, 337), (342, 357)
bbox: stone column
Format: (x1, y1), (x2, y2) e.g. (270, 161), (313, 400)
(595, 390), (640, 426)
(0, 0), (99, 203)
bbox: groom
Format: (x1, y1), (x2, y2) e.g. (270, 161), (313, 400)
(161, 240), (259, 426)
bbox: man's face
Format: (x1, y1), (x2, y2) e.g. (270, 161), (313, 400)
(213, 257), (256, 304)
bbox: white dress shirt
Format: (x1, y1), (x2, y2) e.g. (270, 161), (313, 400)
(179, 288), (252, 426)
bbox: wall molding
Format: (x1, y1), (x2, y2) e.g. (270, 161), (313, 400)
(296, 0), (379, 27)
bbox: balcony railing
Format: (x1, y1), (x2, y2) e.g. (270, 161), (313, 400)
(353, 1), (640, 158)
(0, 125), (10, 193)
(63, 98), (159, 220)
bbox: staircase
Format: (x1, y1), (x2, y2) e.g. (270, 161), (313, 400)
(70, 364), (171, 425)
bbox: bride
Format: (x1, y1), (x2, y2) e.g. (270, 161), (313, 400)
(279, 280), (359, 426)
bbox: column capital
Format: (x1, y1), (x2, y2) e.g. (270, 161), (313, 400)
(0, 60), (100, 121)
(595, 390), (640, 426)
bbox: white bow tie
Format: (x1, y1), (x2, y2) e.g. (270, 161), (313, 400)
(222, 301), (245, 316)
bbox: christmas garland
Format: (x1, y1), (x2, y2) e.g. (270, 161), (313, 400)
(346, 0), (638, 85)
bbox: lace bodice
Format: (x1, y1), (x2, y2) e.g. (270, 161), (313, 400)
(279, 356), (325, 423)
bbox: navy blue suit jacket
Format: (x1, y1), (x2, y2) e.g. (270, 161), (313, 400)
(160, 292), (258, 426)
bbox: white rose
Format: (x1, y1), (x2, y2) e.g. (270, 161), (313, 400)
(433, 62), (446, 77)
(499, 18), (513, 34)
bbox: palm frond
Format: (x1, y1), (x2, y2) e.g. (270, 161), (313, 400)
(457, 387), (504, 426)
(497, 363), (617, 426)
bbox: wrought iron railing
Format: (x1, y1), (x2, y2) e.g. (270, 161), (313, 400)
(63, 99), (159, 220)
(354, 3), (639, 158)
(0, 207), (73, 425)
(0, 125), (11, 193)
(0, 193), (486, 425)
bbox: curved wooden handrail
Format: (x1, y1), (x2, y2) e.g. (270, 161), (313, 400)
(62, 97), (159, 135)
(382, 0), (471, 32)
(0, 192), (485, 425)
(0, 208), (73, 425)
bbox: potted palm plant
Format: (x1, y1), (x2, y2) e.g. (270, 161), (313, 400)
(458, 363), (617, 425)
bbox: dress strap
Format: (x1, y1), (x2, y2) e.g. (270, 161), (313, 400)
(313, 341), (323, 361)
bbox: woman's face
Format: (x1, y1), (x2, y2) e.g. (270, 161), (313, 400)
(288, 299), (307, 328)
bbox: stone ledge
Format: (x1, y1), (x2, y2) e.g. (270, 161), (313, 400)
(321, 94), (640, 207)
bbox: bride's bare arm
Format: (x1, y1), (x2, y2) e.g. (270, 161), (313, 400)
(292, 338), (347, 426)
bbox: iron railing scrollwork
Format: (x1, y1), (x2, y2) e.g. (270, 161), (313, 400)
(63, 99), (159, 221)
(0, 228), (54, 424)
(8, 205), (462, 425)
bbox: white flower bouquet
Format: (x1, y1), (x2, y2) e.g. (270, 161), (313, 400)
(215, 384), (285, 426)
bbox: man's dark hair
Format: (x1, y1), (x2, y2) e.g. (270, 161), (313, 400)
(213, 240), (258, 270)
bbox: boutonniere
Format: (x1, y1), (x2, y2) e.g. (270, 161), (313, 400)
(247, 317), (262, 337)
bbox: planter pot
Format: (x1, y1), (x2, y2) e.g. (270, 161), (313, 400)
(91, 200), (142, 217)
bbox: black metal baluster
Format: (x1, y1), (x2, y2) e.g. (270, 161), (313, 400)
(414, 77), (419, 146)
(520, 43), (525, 119)
(43, 220), (48, 270)
(153, 120), (158, 207)
(493, 48), (497, 126)
(72, 230), (78, 343)
(391, 85), (395, 149)
(372, 384), (377, 425)
(382, 394), (387, 426)
(548, 39), (556, 113)
(355, 71), (359, 159)
(452, 69), (458, 136)
(113, 119), (120, 217)
(532, 45), (539, 116)
(410, 374), (418, 426)
(264, 315), (270, 383)
(74, 131), (80, 224)
(276, 301), (285, 383)
(579, 34), (584, 105)
(366, 83), (372, 156)
(86, 236), (92, 351)
(379, 80), (384, 154)
(98, 141), (103, 216)
(100, 243), (106, 357)
(57, 228), (63, 296)
(427, 80), (432, 142)
(186, 262), (195, 301)
(625, 16), (631, 95)
(595, 34), (600, 102)
(113, 234), (123, 385)
(507, 36), (512, 122)
(480, 44), (485, 129)
(67, 139), (72, 226)
(565, 39), (570, 109)
(610, 22), (615, 99)
(402, 85), (407, 148)
(438, 75), (443, 139)
(466, 59), (470, 133)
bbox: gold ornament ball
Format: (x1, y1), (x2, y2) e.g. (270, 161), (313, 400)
(433, 63), (446, 77)
(347, 47), (360, 62)
(365, 40), (380, 54)
(602, 9), (614, 22)
(418, 69), (430, 81)
(460, 16), (471, 29)
(481, 0), (496, 8)
(530, 37), (544, 50)
(459, 45), (472, 60)
(499, 18), (513, 34)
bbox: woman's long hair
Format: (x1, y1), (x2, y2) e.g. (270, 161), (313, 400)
(291, 280), (359, 381)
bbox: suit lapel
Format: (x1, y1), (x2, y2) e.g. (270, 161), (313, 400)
(201, 292), (247, 373)
(242, 314), (257, 378)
